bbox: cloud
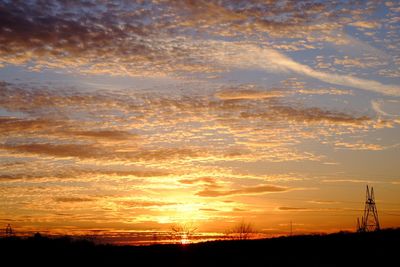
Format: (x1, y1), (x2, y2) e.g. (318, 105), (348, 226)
(1, 143), (102, 159)
(0, 142), (209, 162)
(0, 81), (136, 113)
(0, 117), (61, 134)
(0, 82), (382, 171)
(321, 179), (378, 184)
(303, 68), (399, 96)
(0, 155), (171, 181)
(0, 1), (225, 76)
(199, 208), (220, 212)
(0, 168), (171, 180)
(213, 42), (400, 96)
(334, 141), (385, 151)
(278, 206), (346, 212)
(308, 200), (340, 205)
(0, 117), (137, 141)
(0, 172), (71, 180)
(350, 21), (381, 29)
(1, 0), (397, 97)
(278, 206), (309, 211)
(116, 200), (175, 208)
(173, 0), (352, 38)
(240, 105), (370, 125)
(178, 177), (218, 185)
(54, 197), (94, 203)
(0, 1), (169, 75)
(371, 100), (400, 118)
(196, 184), (288, 197)
(215, 88), (285, 100)
(296, 88), (353, 95)
(72, 130), (139, 141)
(333, 57), (368, 68)
(92, 169), (171, 178)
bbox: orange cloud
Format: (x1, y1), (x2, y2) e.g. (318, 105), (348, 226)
(0, 82), (385, 171)
(215, 88), (285, 100)
(1, 143), (101, 159)
(350, 21), (381, 29)
(0, 143), (211, 162)
(0, 117), (137, 141)
(279, 206), (309, 211)
(54, 197), (95, 203)
(196, 184), (288, 197)
(178, 177), (218, 185)
(240, 105), (370, 125)
(116, 200), (176, 208)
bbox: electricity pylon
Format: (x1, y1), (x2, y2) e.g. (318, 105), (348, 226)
(357, 185), (380, 232)
(5, 224), (14, 236)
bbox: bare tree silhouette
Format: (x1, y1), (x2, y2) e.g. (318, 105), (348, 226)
(226, 220), (256, 240)
(170, 222), (198, 244)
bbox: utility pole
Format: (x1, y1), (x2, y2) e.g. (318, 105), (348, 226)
(357, 185), (380, 232)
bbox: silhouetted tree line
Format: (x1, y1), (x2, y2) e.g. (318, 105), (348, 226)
(1, 228), (399, 266)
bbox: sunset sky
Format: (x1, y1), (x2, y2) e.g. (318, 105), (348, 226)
(0, 0), (399, 242)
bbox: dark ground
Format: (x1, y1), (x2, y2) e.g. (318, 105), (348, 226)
(1, 228), (399, 266)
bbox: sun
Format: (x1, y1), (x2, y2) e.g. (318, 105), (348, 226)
(180, 233), (190, 245)
(171, 221), (198, 245)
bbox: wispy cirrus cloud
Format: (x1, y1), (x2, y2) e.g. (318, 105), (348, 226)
(211, 42), (400, 96)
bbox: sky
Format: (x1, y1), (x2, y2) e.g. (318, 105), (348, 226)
(0, 0), (399, 242)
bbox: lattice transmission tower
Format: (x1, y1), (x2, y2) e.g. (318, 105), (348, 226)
(5, 224), (14, 236)
(357, 185), (380, 232)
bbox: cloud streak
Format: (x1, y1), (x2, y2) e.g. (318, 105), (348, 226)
(214, 42), (400, 96)
(196, 184), (289, 197)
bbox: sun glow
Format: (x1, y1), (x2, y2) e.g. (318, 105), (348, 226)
(180, 234), (190, 245)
